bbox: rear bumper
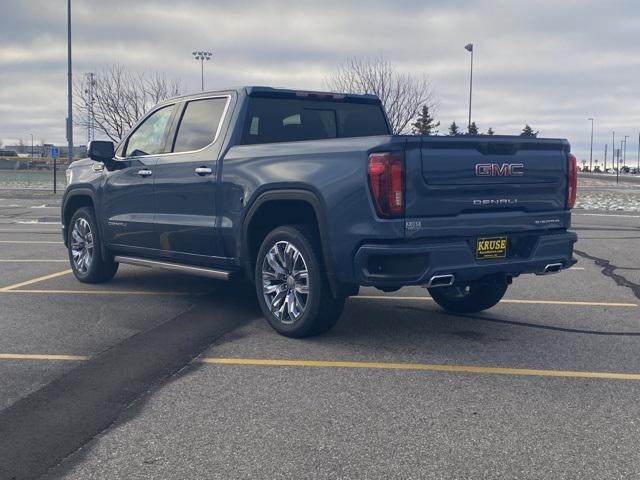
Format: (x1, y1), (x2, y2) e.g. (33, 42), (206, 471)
(354, 231), (578, 287)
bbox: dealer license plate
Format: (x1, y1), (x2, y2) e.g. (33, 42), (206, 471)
(476, 236), (508, 260)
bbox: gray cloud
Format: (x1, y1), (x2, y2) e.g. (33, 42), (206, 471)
(1, 0), (639, 163)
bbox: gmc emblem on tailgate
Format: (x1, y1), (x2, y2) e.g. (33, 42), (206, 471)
(475, 163), (524, 177)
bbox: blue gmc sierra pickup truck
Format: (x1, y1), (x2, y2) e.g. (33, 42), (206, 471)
(62, 86), (578, 337)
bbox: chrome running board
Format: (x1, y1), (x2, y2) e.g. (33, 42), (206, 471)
(114, 256), (231, 280)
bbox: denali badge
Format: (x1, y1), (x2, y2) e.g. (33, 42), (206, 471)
(475, 163), (524, 177)
(473, 199), (518, 205)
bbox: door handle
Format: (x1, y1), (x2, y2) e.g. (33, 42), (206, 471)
(137, 169), (153, 177)
(195, 167), (212, 176)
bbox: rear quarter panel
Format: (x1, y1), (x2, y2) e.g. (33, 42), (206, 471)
(219, 136), (406, 283)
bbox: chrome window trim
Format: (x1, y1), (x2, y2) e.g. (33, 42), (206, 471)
(115, 94), (232, 160)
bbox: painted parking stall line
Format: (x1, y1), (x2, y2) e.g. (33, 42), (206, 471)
(0, 269), (72, 292)
(352, 296), (637, 308)
(3, 353), (640, 382)
(201, 357), (640, 381)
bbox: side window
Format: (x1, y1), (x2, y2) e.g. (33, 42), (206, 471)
(124, 105), (174, 157)
(172, 97), (228, 153)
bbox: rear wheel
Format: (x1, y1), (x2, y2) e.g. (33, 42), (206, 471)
(255, 225), (344, 337)
(68, 207), (118, 283)
(428, 281), (508, 314)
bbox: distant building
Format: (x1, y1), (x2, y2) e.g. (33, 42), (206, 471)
(4, 144), (86, 159)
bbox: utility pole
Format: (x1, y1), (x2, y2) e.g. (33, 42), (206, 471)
(192, 51), (212, 91)
(85, 72), (96, 144)
(612, 131), (615, 172)
(637, 132), (639, 171)
(604, 143), (607, 171)
(465, 43), (474, 130)
(587, 118), (594, 172)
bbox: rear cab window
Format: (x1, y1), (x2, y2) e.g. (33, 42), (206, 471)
(239, 97), (389, 145)
(172, 97), (229, 153)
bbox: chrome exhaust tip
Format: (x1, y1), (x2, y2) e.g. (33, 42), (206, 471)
(541, 263), (563, 274)
(426, 274), (455, 288)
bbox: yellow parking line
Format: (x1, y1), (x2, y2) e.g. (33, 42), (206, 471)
(3, 289), (201, 295)
(352, 296), (637, 308)
(0, 353), (88, 361)
(0, 269), (72, 292)
(0, 259), (67, 262)
(201, 357), (640, 381)
(0, 241), (63, 244)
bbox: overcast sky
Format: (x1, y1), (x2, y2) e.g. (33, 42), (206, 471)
(1, 0), (639, 163)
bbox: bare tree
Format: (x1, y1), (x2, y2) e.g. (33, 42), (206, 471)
(325, 57), (436, 134)
(74, 64), (183, 143)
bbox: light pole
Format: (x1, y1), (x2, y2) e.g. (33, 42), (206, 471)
(623, 135), (629, 166)
(464, 43), (473, 130)
(587, 118), (594, 172)
(66, 0), (73, 166)
(30, 133), (34, 159)
(637, 133), (639, 172)
(192, 51), (212, 91)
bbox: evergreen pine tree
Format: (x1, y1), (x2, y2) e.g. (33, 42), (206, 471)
(487, 127), (495, 135)
(520, 124), (539, 137)
(467, 122), (479, 135)
(411, 106), (440, 136)
(448, 122), (460, 136)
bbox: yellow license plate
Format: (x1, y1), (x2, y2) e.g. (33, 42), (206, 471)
(476, 236), (508, 260)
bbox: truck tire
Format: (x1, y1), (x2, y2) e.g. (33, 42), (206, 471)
(255, 225), (344, 337)
(67, 207), (118, 284)
(428, 282), (508, 314)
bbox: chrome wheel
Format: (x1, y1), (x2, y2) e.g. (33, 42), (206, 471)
(70, 217), (94, 274)
(261, 241), (309, 324)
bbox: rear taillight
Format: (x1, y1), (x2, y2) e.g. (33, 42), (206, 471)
(368, 152), (404, 218)
(567, 153), (577, 209)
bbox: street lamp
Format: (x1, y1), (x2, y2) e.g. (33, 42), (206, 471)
(464, 43), (473, 130)
(587, 118), (594, 172)
(192, 51), (212, 91)
(66, 0), (73, 169)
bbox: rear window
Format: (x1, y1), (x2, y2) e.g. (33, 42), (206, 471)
(239, 98), (389, 145)
(173, 97), (228, 153)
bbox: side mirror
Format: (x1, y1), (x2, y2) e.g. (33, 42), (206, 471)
(87, 140), (115, 162)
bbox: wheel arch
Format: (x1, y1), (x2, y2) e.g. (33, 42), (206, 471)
(62, 188), (103, 253)
(241, 189), (339, 297)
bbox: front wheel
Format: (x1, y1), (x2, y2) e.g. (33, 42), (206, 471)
(428, 281), (508, 314)
(255, 225), (344, 338)
(68, 207), (118, 283)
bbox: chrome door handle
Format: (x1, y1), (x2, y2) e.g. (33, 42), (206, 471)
(195, 167), (212, 175)
(137, 169), (153, 177)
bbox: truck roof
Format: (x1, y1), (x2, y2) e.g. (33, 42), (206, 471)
(168, 86), (382, 105)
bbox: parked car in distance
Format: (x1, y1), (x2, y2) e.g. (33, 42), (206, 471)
(62, 86), (578, 337)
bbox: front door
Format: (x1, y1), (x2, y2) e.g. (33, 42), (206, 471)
(102, 103), (176, 253)
(153, 96), (230, 264)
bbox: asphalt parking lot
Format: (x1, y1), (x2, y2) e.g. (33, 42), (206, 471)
(1, 190), (640, 479)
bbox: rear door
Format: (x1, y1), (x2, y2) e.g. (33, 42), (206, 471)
(152, 95), (230, 263)
(405, 136), (569, 219)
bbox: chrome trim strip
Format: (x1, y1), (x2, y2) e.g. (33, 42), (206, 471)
(115, 94), (232, 160)
(114, 256), (231, 280)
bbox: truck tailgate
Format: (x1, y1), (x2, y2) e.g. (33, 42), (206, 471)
(405, 136), (569, 219)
